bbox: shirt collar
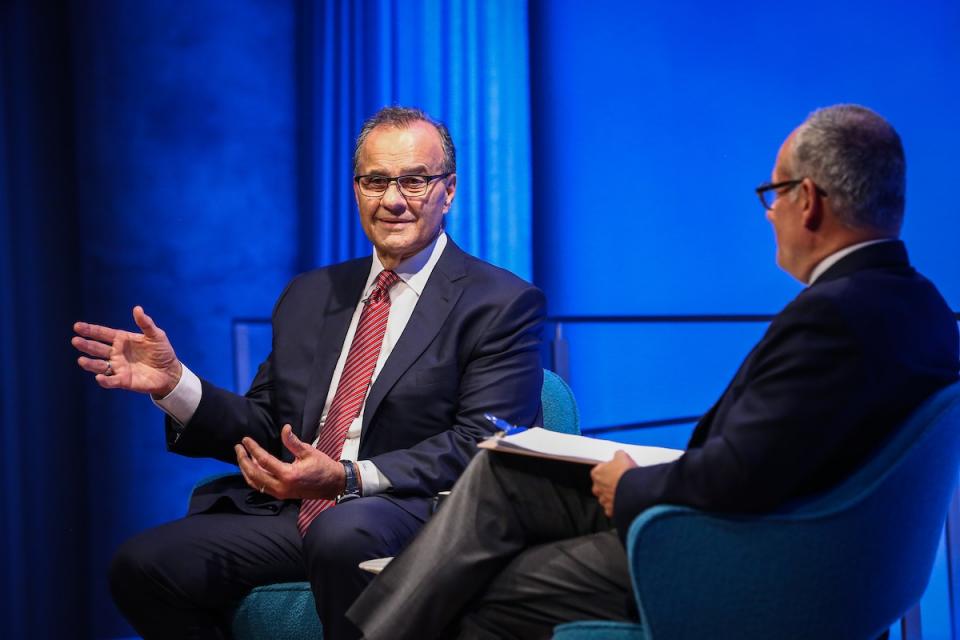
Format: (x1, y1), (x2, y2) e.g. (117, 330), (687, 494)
(807, 238), (895, 285)
(367, 231), (448, 296)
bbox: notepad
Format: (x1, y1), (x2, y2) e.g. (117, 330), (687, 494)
(478, 427), (684, 466)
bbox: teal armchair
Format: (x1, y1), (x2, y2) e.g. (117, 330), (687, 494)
(553, 381), (960, 640)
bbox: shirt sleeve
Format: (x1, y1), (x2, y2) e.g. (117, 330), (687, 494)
(152, 363), (203, 431)
(355, 459), (392, 496)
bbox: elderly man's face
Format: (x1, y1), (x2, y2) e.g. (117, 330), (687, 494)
(353, 121), (456, 270)
(766, 130), (806, 280)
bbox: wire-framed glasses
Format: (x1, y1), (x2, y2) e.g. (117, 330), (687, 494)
(355, 173), (452, 198)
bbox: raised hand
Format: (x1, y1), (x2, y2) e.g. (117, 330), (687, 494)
(236, 425), (347, 500)
(72, 305), (182, 397)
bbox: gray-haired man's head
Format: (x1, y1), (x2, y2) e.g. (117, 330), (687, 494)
(789, 105), (905, 234)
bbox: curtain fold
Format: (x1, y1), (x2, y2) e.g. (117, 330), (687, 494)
(0, 2), (87, 637)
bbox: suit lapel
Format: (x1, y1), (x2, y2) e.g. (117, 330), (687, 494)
(299, 259), (371, 444)
(360, 241), (468, 439)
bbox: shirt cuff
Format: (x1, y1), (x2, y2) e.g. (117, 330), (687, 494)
(152, 363), (202, 430)
(355, 460), (392, 496)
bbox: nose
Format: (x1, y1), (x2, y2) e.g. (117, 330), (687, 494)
(379, 182), (407, 214)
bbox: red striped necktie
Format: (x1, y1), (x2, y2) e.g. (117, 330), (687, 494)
(297, 269), (401, 536)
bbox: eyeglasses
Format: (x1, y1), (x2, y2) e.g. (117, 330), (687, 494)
(755, 178), (828, 210)
(355, 173), (452, 199)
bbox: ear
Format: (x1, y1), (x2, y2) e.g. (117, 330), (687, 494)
(799, 178), (823, 231)
(442, 173), (457, 213)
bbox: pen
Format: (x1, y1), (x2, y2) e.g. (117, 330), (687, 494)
(484, 413), (528, 437)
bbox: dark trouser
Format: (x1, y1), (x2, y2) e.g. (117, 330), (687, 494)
(109, 496), (423, 640)
(347, 451), (635, 640)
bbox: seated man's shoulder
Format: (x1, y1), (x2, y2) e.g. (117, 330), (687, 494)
(457, 252), (542, 298)
(282, 256), (372, 294)
(777, 265), (957, 362)
(261, 257), (372, 320)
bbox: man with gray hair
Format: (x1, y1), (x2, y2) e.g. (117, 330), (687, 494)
(73, 105), (545, 639)
(348, 105), (959, 639)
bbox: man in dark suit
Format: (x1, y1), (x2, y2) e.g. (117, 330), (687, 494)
(347, 105), (960, 639)
(71, 107), (545, 639)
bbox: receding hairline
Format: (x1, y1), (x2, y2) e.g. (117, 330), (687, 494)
(353, 106), (457, 174)
(354, 120), (449, 171)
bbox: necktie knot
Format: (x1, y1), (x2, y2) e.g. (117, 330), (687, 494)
(370, 270), (400, 304)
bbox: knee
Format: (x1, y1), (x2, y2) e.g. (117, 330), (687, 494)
(109, 534), (158, 607)
(302, 508), (373, 570)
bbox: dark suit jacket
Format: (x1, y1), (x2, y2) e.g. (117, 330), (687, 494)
(614, 241), (960, 535)
(168, 239), (546, 522)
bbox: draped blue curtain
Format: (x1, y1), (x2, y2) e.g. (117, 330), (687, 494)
(0, 2), (88, 637)
(299, 0), (533, 280)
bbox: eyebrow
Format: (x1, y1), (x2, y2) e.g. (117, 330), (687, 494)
(362, 164), (433, 176)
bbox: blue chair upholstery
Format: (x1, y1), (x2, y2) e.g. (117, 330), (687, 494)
(554, 381), (960, 640)
(541, 368), (580, 435)
(186, 368), (578, 640)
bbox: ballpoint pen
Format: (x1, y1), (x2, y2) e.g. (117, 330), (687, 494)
(484, 413), (529, 437)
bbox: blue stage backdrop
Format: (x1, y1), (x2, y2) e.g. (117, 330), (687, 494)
(1, 0), (958, 638)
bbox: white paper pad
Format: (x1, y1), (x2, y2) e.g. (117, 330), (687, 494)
(478, 427), (684, 466)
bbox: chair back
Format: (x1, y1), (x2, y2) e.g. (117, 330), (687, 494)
(627, 381), (960, 640)
(541, 369), (580, 434)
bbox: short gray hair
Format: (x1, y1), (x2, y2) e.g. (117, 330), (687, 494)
(790, 105), (905, 234)
(353, 106), (456, 174)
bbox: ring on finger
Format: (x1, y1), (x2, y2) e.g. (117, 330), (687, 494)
(259, 485), (265, 494)
(104, 362), (114, 376)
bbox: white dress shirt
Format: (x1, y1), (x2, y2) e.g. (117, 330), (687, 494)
(155, 232), (449, 496)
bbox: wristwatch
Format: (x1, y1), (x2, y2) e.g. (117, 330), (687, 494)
(338, 460), (362, 503)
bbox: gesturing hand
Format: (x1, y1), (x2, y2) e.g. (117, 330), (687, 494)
(72, 305), (182, 397)
(590, 450), (638, 518)
(235, 425), (347, 500)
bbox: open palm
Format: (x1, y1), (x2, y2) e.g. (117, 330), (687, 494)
(73, 306), (182, 397)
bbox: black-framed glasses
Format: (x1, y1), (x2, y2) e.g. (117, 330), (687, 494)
(755, 178), (828, 210)
(355, 173), (452, 199)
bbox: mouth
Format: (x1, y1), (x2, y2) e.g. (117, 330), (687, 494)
(376, 218), (415, 226)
